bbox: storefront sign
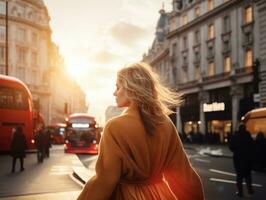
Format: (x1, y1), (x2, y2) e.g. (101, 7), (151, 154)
(203, 102), (225, 112)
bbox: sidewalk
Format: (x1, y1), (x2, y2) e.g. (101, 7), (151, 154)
(0, 191), (80, 200)
(183, 143), (233, 158)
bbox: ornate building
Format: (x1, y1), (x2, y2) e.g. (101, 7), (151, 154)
(144, 0), (262, 143)
(0, 0), (87, 124)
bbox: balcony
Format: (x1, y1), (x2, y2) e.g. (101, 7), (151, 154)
(235, 66), (253, 75)
(178, 80), (199, 89)
(202, 72), (230, 83)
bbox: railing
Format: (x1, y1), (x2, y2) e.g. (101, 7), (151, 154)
(202, 72), (230, 82)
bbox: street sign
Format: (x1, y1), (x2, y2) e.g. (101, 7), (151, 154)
(253, 93), (260, 102)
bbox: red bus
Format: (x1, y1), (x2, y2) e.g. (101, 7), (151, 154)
(64, 113), (101, 154)
(46, 123), (66, 144)
(0, 75), (35, 151)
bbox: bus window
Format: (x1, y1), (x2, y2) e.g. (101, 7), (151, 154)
(0, 86), (29, 110)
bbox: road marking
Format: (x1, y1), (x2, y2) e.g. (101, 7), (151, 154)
(195, 158), (211, 163)
(210, 178), (263, 187)
(50, 165), (72, 175)
(210, 169), (236, 177)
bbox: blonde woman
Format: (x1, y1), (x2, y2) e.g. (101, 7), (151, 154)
(77, 62), (204, 200)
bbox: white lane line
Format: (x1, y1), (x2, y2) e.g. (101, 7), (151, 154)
(210, 178), (263, 187)
(209, 169), (236, 177)
(195, 158), (211, 163)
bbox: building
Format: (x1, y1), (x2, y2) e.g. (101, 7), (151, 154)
(144, 0), (261, 143)
(254, 0), (266, 107)
(0, 0), (87, 124)
(49, 43), (87, 124)
(105, 105), (124, 123)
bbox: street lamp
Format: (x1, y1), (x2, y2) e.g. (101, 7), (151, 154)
(5, 0), (8, 75)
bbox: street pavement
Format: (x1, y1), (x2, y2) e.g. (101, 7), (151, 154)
(0, 144), (265, 200)
(0, 145), (82, 200)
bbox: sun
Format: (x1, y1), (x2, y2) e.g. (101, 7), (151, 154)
(65, 60), (87, 80)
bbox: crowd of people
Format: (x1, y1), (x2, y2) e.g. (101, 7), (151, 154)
(10, 125), (51, 172)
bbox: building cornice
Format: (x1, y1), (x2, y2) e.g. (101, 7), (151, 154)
(167, 0), (243, 38)
(0, 15), (52, 33)
(150, 48), (169, 66)
(21, 0), (46, 9)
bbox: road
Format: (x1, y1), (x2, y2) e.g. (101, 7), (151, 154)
(0, 145), (81, 198)
(78, 145), (266, 200)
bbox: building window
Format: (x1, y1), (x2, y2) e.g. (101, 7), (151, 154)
(195, 65), (200, 80)
(245, 49), (252, 67)
(183, 70), (188, 83)
(207, 46), (214, 58)
(208, 24), (214, 39)
(208, 62), (215, 76)
(17, 47), (27, 64)
(32, 52), (37, 65)
(194, 51), (200, 62)
(194, 30), (200, 45)
(208, 0), (214, 11)
(183, 55), (188, 66)
(245, 6), (253, 24)
(32, 33), (37, 45)
(223, 16), (231, 33)
(244, 32), (252, 44)
(224, 56), (231, 72)
(194, 6), (200, 18)
(0, 46), (5, 64)
(182, 15), (188, 25)
(0, 25), (5, 40)
(183, 36), (187, 50)
(16, 28), (27, 42)
(223, 40), (230, 52)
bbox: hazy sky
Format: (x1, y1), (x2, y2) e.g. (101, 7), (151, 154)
(44, 0), (172, 124)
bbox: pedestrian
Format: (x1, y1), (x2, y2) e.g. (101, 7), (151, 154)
(34, 126), (45, 163)
(77, 62), (204, 200)
(43, 130), (51, 158)
(253, 132), (266, 171)
(10, 126), (27, 172)
(229, 123), (254, 197)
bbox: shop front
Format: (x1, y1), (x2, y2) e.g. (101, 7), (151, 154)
(204, 87), (232, 143)
(180, 93), (201, 142)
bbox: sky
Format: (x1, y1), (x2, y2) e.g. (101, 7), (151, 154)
(43, 0), (172, 124)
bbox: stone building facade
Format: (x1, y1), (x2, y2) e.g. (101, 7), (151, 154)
(144, 0), (263, 143)
(0, 0), (87, 124)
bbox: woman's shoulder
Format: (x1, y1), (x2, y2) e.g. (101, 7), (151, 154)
(105, 114), (134, 131)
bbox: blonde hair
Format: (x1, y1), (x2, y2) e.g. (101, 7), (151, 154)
(117, 62), (182, 135)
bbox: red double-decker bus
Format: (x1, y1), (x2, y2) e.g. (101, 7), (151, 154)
(64, 113), (101, 154)
(46, 123), (66, 144)
(0, 75), (35, 151)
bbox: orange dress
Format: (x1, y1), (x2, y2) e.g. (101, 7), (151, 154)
(77, 106), (204, 200)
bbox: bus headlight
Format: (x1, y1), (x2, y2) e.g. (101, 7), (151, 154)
(31, 139), (35, 144)
(65, 140), (69, 144)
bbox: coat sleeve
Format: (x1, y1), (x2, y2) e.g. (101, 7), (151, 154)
(77, 121), (122, 200)
(164, 127), (204, 200)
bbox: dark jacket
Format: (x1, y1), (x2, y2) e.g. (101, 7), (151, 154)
(229, 125), (254, 173)
(10, 130), (27, 158)
(34, 130), (45, 150)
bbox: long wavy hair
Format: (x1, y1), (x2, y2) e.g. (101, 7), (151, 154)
(117, 62), (182, 135)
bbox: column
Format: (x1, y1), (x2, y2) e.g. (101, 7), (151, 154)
(230, 85), (243, 132)
(199, 90), (209, 135)
(176, 106), (182, 133)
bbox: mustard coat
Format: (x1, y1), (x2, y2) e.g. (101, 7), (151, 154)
(77, 106), (204, 200)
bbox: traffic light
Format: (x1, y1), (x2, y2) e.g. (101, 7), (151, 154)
(253, 59), (261, 93)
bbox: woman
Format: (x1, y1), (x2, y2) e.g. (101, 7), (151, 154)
(77, 62), (204, 200)
(10, 126), (27, 172)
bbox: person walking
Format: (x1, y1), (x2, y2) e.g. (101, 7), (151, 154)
(10, 126), (27, 172)
(77, 62), (204, 200)
(34, 126), (45, 163)
(229, 124), (254, 197)
(43, 130), (51, 158)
